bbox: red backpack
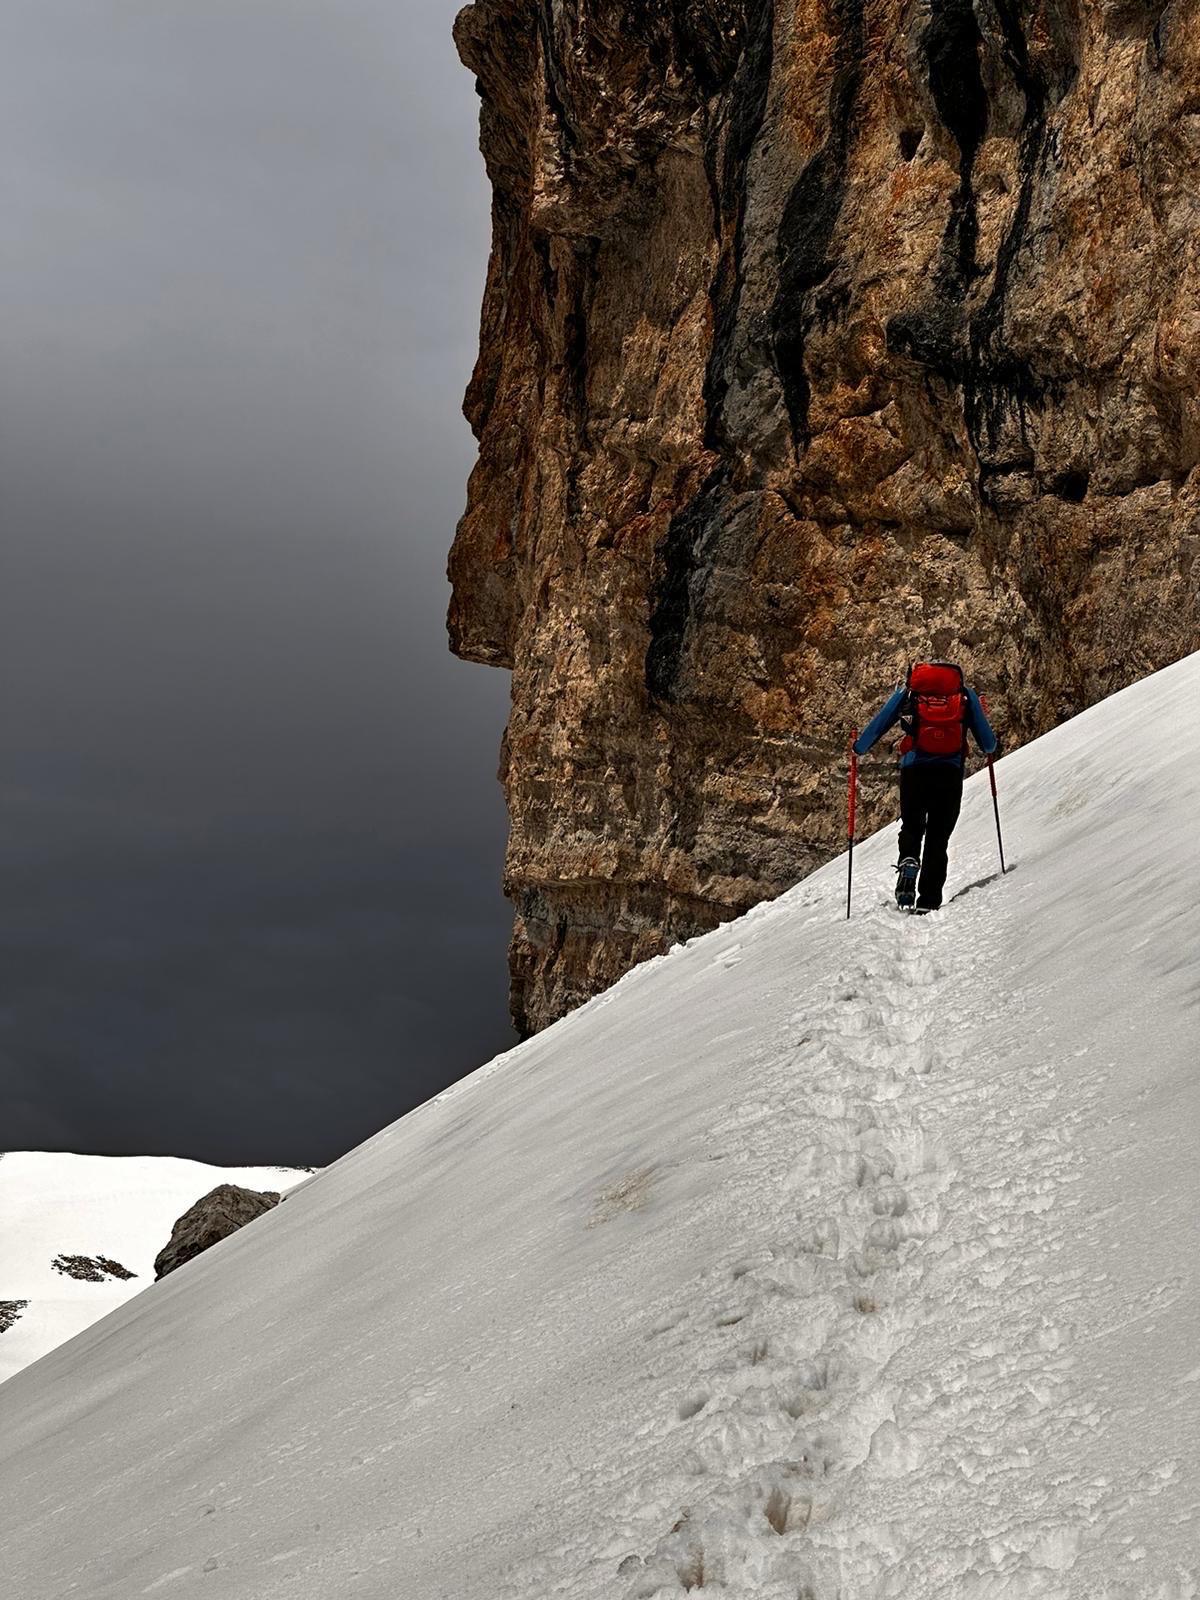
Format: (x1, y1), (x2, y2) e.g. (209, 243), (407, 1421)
(900, 661), (968, 758)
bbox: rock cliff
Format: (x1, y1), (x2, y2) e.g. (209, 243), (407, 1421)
(449, 0), (1200, 1034)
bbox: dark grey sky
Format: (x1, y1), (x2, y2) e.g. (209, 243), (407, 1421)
(0, 0), (516, 1164)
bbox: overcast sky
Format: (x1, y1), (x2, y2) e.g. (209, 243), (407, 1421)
(0, 0), (516, 1165)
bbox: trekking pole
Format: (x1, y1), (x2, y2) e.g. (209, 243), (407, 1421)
(987, 755), (1007, 875)
(846, 730), (858, 919)
(979, 695), (1006, 875)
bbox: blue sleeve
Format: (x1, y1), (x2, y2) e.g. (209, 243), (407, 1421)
(966, 688), (998, 755)
(853, 686), (907, 755)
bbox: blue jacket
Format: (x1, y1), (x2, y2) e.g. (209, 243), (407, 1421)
(853, 683), (997, 769)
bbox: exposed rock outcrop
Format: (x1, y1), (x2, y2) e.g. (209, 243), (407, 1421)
(0, 1301), (29, 1335)
(154, 1185), (280, 1281)
(51, 1254), (136, 1283)
(450, 0), (1200, 1034)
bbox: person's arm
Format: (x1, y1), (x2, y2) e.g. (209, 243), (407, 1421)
(853, 686), (907, 755)
(966, 688), (998, 755)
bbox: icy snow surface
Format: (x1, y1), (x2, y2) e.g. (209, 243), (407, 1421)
(1, 656), (1197, 1599)
(0, 1154), (310, 1382)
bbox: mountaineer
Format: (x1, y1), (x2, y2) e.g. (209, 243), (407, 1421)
(853, 662), (998, 913)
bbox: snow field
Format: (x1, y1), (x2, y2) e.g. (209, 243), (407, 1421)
(0, 1154), (310, 1382)
(0, 654), (1196, 1599)
(509, 866), (1193, 1600)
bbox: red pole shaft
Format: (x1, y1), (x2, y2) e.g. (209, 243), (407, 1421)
(846, 730), (858, 919)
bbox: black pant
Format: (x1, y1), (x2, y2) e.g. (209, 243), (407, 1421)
(898, 763), (963, 909)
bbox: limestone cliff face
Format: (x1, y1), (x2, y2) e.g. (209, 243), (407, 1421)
(450, 0), (1200, 1035)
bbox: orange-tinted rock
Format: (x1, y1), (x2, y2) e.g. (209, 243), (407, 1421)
(450, 0), (1200, 1034)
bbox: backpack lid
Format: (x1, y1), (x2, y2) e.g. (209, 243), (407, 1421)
(907, 660), (965, 695)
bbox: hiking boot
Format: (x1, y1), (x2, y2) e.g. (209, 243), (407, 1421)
(895, 857), (919, 910)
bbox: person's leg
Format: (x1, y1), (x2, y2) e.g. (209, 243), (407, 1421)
(895, 766), (927, 906)
(897, 765), (926, 863)
(917, 768), (963, 908)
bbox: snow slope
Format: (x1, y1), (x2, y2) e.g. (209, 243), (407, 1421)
(0, 1154), (310, 1382)
(1, 656), (1197, 1599)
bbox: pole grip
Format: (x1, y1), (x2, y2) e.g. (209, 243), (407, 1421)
(980, 693), (996, 784)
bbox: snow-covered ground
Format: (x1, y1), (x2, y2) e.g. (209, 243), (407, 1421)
(1, 656), (1197, 1599)
(0, 1154), (310, 1382)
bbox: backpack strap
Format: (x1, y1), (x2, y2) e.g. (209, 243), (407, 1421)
(899, 685), (917, 740)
